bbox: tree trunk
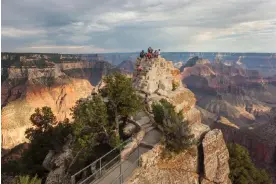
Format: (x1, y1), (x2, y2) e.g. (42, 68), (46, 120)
(66, 148), (84, 174)
(114, 109), (120, 137)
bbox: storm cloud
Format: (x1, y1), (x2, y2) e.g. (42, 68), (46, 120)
(1, 0), (276, 53)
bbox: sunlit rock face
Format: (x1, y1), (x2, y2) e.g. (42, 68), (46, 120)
(126, 130), (231, 184)
(1, 61), (117, 149)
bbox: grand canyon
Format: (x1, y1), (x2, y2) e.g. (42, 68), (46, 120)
(1, 52), (276, 183)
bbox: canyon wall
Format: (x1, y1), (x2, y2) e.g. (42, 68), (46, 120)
(1, 61), (115, 149)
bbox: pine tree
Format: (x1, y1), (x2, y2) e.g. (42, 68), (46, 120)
(227, 143), (272, 184)
(102, 72), (142, 136)
(152, 99), (195, 153)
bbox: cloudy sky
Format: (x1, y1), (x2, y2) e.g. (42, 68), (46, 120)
(1, 0), (276, 53)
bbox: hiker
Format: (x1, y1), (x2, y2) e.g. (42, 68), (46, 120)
(158, 49), (161, 57)
(148, 47), (153, 54)
(140, 50), (145, 58)
(146, 52), (152, 59)
(153, 50), (158, 58)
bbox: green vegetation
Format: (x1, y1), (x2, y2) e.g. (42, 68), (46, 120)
(152, 99), (195, 153)
(227, 143), (272, 184)
(68, 94), (120, 173)
(12, 175), (41, 184)
(68, 72), (142, 172)
(2, 107), (73, 178)
(102, 72), (143, 136)
(2, 72), (143, 180)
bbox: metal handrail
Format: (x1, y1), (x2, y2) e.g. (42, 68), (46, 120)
(110, 148), (141, 184)
(71, 137), (132, 184)
(79, 154), (121, 184)
(93, 145), (141, 184)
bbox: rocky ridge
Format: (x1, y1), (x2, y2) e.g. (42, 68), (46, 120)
(124, 57), (231, 184)
(39, 57), (232, 184)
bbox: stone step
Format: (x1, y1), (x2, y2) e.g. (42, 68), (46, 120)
(136, 116), (151, 126)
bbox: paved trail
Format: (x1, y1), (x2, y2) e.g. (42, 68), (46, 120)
(94, 128), (161, 184)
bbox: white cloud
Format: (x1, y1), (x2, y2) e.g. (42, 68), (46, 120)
(1, 0), (276, 52)
(1, 27), (46, 37)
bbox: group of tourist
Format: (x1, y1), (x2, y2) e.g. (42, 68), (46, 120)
(135, 47), (161, 78)
(140, 47), (161, 59)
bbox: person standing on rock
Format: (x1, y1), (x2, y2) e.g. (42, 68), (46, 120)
(158, 49), (161, 57)
(146, 52), (152, 60)
(140, 50), (145, 58)
(148, 47), (153, 54)
(153, 50), (158, 58)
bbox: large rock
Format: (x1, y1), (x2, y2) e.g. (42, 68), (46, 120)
(133, 57), (180, 95)
(126, 129), (231, 184)
(202, 129), (231, 184)
(43, 136), (73, 184)
(127, 144), (199, 184)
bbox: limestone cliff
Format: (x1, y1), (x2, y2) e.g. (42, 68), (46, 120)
(133, 57), (209, 139)
(125, 57), (231, 184)
(1, 61), (115, 149)
(180, 58), (276, 179)
(1, 78), (93, 149)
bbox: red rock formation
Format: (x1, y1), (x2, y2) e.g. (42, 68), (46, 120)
(1, 79), (93, 149)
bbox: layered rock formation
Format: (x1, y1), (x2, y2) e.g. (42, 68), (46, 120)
(125, 57), (231, 184)
(133, 57), (209, 139)
(180, 58), (276, 180)
(1, 78), (93, 149)
(1, 61), (116, 149)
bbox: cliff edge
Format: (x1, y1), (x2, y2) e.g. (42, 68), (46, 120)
(125, 57), (231, 184)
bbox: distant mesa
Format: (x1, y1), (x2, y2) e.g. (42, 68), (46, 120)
(116, 60), (135, 73)
(180, 56), (210, 72)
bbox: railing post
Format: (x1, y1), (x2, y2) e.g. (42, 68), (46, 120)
(120, 162), (123, 183)
(71, 176), (75, 184)
(99, 158), (102, 176)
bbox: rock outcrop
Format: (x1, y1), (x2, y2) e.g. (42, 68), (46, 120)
(133, 57), (209, 139)
(202, 129), (231, 184)
(124, 57), (231, 184)
(127, 129), (231, 184)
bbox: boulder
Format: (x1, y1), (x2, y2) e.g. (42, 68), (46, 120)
(128, 144), (199, 184)
(202, 129), (231, 184)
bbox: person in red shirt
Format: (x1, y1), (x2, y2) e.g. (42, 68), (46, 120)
(146, 53), (152, 59)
